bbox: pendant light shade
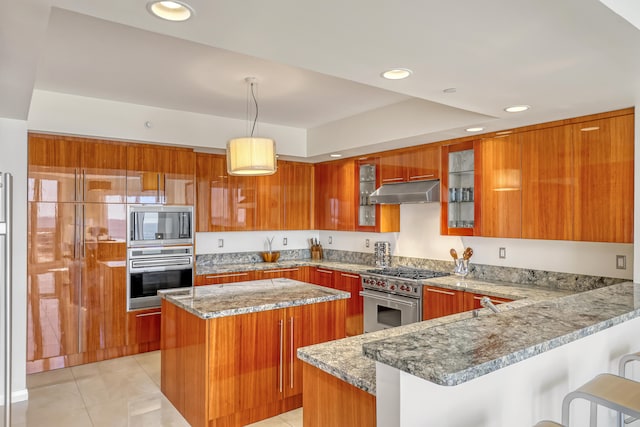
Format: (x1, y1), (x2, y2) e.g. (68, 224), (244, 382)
(226, 137), (276, 176)
(227, 77), (277, 176)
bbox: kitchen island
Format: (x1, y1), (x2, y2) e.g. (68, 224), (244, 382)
(159, 279), (349, 427)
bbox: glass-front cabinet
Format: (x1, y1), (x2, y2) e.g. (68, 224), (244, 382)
(441, 140), (480, 236)
(358, 161), (377, 228)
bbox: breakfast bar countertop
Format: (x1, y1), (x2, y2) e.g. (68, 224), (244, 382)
(159, 278), (349, 320)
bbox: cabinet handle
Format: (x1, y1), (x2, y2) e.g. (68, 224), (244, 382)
(82, 204), (86, 258)
(382, 177), (403, 183)
(290, 316), (294, 390)
(82, 169), (87, 201)
(265, 268), (298, 274)
(340, 273), (360, 279)
(278, 319), (284, 393)
(317, 269), (333, 274)
(204, 273), (248, 279)
(162, 173), (166, 203)
(74, 168), (79, 202)
(409, 174), (435, 180)
(135, 311), (161, 317)
(427, 288), (455, 296)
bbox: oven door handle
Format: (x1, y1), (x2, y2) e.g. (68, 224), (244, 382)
(131, 257), (192, 269)
(359, 290), (418, 307)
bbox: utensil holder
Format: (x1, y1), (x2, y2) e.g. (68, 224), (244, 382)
(261, 251), (280, 263)
(453, 258), (469, 276)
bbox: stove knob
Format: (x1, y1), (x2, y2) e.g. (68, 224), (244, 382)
(377, 281), (384, 287)
(400, 285), (406, 291)
(389, 285), (396, 291)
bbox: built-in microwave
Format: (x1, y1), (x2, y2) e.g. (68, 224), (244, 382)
(128, 205), (193, 247)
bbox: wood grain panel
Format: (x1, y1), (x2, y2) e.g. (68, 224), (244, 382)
(28, 133), (81, 202)
(479, 135), (521, 238)
(572, 115), (634, 243)
(255, 171), (281, 230)
(521, 126), (574, 240)
(334, 272), (362, 336)
(408, 144), (440, 181)
(302, 362), (376, 427)
(227, 175), (257, 230)
(379, 151), (406, 183)
(281, 161), (314, 230)
(308, 267), (335, 288)
(195, 271), (256, 286)
(314, 159), (356, 231)
(81, 139), (128, 203)
(259, 267), (303, 281)
(422, 286), (466, 320)
(195, 153), (229, 232)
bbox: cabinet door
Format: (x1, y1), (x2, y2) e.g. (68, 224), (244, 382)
(309, 267), (335, 288)
(572, 115), (634, 243)
(521, 126), (573, 240)
(28, 134), (81, 203)
(259, 268), (302, 281)
(255, 171), (281, 230)
(195, 271), (256, 285)
(479, 135), (521, 238)
(195, 153), (230, 232)
(81, 203), (127, 352)
(334, 272), (362, 336)
(127, 309), (161, 346)
(285, 300), (346, 398)
(164, 149), (195, 206)
(422, 286), (465, 320)
(27, 202), (81, 363)
(281, 162), (313, 230)
(408, 145), (440, 181)
(464, 293), (513, 311)
(228, 175), (257, 230)
(441, 140), (481, 236)
(314, 159), (356, 231)
(81, 139), (128, 204)
(380, 151), (406, 184)
(313, 162), (335, 230)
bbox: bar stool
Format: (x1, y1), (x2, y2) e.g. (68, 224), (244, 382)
(618, 352), (640, 425)
(534, 421), (564, 427)
(561, 373), (640, 427)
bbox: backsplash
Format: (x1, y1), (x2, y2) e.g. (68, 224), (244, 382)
(196, 249), (626, 291)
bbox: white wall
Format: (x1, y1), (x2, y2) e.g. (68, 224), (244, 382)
(196, 230), (318, 255)
(28, 90), (308, 157)
(0, 118), (28, 402)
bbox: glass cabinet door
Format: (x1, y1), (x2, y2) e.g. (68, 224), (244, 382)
(358, 162), (376, 227)
(447, 149), (475, 229)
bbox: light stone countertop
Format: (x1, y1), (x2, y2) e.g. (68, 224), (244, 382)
(159, 278), (349, 320)
(361, 281), (639, 387)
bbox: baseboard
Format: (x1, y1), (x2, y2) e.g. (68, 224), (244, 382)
(0, 388), (29, 404)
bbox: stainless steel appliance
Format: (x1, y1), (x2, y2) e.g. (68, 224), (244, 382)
(128, 205), (193, 247)
(127, 245), (194, 310)
(360, 267), (449, 333)
(1, 173), (12, 426)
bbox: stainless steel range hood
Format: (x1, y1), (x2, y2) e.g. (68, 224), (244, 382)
(369, 179), (440, 204)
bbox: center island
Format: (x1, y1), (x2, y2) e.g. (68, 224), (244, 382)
(158, 278), (349, 427)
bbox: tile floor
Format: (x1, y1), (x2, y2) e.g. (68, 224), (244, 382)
(12, 351), (302, 427)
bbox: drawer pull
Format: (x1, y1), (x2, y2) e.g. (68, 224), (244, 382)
(136, 311), (161, 318)
(382, 177), (404, 182)
(265, 268), (298, 274)
(427, 288), (455, 296)
(205, 272), (248, 279)
(409, 174), (435, 180)
(316, 269), (333, 274)
(340, 273), (360, 279)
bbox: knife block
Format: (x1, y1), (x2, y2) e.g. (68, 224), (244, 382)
(311, 245), (323, 260)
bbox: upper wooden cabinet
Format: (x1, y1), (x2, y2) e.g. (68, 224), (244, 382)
(380, 145), (440, 184)
(356, 158), (400, 232)
(479, 135), (522, 238)
(195, 153), (230, 232)
(281, 161), (314, 230)
(314, 159), (356, 231)
(572, 115), (634, 243)
(521, 126), (574, 240)
(28, 134), (127, 203)
(441, 140), (481, 236)
(127, 143), (195, 205)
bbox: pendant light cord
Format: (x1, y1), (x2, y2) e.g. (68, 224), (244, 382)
(250, 82), (259, 137)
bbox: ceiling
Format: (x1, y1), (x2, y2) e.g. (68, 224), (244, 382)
(3, 0), (640, 159)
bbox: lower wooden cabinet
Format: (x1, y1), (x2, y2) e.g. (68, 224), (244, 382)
(127, 308), (161, 347)
(422, 286), (466, 320)
(258, 266), (308, 282)
(161, 298), (346, 427)
(195, 271), (256, 285)
(334, 272), (363, 336)
(309, 267), (335, 288)
(464, 293), (513, 310)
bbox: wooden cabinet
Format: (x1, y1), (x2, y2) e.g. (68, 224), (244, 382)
(314, 159), (356, 231)
(422, 286), (466, 320)
(572, 115), (633, 243)
(281, 161), (314, 230)
(357, 158), (400, 232)
(334, 271), (363, 336)
(195, 153), (230, 232)
(127, 143), (195, 205)
(195, 271), (257, 286)
(28, 133), (127, 204)
(441, 140), (481, 236)
(309, 267), (335, 288)
(380, 145), (440, 184)
(162, 298), (346, 427)
(127, 308), (161, 347)
(479, 135), (521, 238)
(521, 126), (573, 240)
(259, 267), (307, 281)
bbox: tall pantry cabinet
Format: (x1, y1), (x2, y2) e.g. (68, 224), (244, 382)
(27, 133), (128, 373)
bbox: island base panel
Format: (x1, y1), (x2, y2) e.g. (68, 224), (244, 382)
(303, 362), (376, 427)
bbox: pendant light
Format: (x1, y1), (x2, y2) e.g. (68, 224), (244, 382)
(226, 77), (277, 176)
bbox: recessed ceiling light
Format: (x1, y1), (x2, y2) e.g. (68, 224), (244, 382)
(147, 1), (194, 21)
(381, 69), (413, 80)
(465, 127), (484, 132)
(504, 105), (530, 113)
(580, 126), (600, 132)
(330, 154), (342, 158)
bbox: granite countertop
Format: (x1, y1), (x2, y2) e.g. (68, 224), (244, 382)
(196, 260), (376, 276)
(362, 281), (639, 387)
(297, 277), (570, 395)
(159, 278), (349, 319)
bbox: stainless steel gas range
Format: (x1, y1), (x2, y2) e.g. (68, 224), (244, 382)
(360, 267), (449, 333)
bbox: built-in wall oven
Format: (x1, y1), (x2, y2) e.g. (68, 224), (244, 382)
(360, 268), (449, 333)
(127, 245), (194, 310)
